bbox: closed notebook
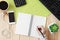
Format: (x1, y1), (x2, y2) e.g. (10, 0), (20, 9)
(15, 13), (46, 38)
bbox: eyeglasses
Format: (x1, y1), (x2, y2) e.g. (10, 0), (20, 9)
(2, 29), (11, 38)
(0, 11), (13, 39)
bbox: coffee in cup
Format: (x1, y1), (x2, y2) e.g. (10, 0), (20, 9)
(0, 1), (8, 10)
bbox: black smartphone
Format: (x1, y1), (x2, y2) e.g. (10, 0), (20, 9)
(39, 0), (60, 20)
(8, 11), (15, 24)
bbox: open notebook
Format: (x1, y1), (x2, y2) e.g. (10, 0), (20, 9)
(15, 13), (46, 38)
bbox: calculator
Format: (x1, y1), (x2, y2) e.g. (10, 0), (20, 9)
(39, 0), (60, 20)
(14, 0), (26, 7)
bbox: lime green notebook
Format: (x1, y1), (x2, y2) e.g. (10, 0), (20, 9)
(6, 0), (51, 20)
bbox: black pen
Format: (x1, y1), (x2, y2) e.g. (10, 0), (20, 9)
(40, 30), (45, 38)
(37, 26), (45, 38)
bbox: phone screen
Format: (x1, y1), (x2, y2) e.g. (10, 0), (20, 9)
(8, 12), (15, 23)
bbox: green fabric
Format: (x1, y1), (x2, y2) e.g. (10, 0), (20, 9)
(6, 0), (51, 19)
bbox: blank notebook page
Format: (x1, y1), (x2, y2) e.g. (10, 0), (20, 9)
(30, 16), (46, 38)
(15, 13), (32, 36)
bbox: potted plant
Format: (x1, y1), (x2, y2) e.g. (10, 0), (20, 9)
(48, 23), (59, 34)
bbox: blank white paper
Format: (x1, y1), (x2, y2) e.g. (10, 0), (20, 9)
(15, 13), (32, 36)
(30, 15), (46, 38)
